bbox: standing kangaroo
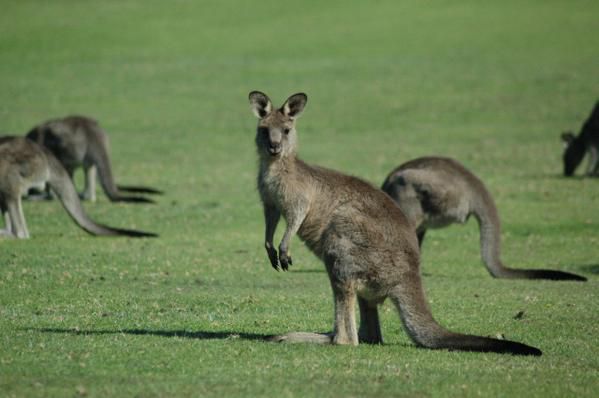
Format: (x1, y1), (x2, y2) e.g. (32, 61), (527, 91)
(382, 157), (586, 282)
(26, 116), (162, 203)
(250, 91), (541, 355)
(561, 100), (599, 176)
(0, 136), (157, 239)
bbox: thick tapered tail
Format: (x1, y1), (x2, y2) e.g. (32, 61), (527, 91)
(498, 268), (587, 281)
(47, 156), (158, 238)
(429, 332), (542, 356)
(473, 188), (586, 281)
(117, 185), (163, 195)
(389, 273), (542, 356)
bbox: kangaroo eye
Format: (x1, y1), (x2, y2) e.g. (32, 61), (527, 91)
(283, 128), (290, 135)
(258, 127), (269, 136)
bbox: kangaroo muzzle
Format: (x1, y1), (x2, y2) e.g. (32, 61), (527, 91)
(268, 142), (282, 155)
(268, 130), (283, 156)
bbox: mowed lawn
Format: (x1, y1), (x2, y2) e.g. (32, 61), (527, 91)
(1, 1), (598, 397)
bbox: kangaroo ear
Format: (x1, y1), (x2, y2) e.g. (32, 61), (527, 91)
(249, 91), (272, 119)
(561, 131), (575, 144)
(282, 93), (308, 119)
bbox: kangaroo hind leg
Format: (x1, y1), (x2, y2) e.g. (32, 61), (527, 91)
(358, 297), (383, 344)
(0, 200), (15, 237)
(81, 163), (97, 201)
(268, 280), (359, 346)
(417, 229), (427, 248)
(331, 285), (359, 345)
(587, 146), (599, 176)
(6, 196), (30, 239)
(268, 332), (333, 344)
(269, 287), (358, 345)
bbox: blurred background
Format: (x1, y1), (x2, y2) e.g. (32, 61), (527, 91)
(0, 1), (598, 396)
(2, 0), (597, 246)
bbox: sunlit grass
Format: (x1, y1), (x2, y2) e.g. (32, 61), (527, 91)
(0, 1), (598, 397)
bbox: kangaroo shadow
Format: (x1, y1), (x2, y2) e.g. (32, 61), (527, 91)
(290, 268), (325, 273)
(32, 327), (414, 349)
(522, 173), (585, 180)
(33, 327), (274, 341)
(576, 264), (599, 275)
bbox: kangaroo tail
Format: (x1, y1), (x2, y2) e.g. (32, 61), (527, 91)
(116, 185), (163, 195)
(424, 332), (543, 355)
(96, 226), (158, 238)
(388, 272), (542, 356)
(496, 268), (587, 282)
(88, 132), (155, 204)
(46, 155), (158, 238)
(472, 192), (586, 282)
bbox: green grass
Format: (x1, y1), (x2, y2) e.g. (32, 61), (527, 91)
(1, 0), (598, 396)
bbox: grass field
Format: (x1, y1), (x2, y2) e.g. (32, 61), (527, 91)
(1, 1), (598, 397)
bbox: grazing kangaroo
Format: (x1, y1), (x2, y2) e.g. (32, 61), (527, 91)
(250, 91), (541, 355)
(561, 100), (599, 176)
(0, 136), (157, 239)
(382, 157), (586, 281)
(26, 116), (162, 203)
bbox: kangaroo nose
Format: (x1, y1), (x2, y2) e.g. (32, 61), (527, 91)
(268, 142), (281, 155)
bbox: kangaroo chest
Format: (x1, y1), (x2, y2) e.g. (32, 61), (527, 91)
(259, 162), (325, 246)
(260, 170), (289, 207)
(259, 161), (308, 208)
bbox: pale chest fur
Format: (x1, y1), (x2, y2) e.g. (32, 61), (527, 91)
(258, 159), (328, 250)
(258, 165), (286, 207)
(258, 159), (309, 211)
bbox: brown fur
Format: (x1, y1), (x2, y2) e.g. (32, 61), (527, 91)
(0, 136), (156, 239)
(382, 157), (586, 281)
(250, 91), (541, 355)
(26, 116), (162, 203)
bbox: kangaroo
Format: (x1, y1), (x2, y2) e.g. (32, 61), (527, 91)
(0, 136), (157, 239)
(382, 157), (586, 281)
(26, 116), (162, 203)
(561, 100), (599, 176)
(250, 91), (541, 356)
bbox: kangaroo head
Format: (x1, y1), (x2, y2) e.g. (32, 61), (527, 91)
(249, 91), (307, 159)
(560, 131), (585, 176)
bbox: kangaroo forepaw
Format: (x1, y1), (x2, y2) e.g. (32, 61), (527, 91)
(266, 246), (280, 271)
